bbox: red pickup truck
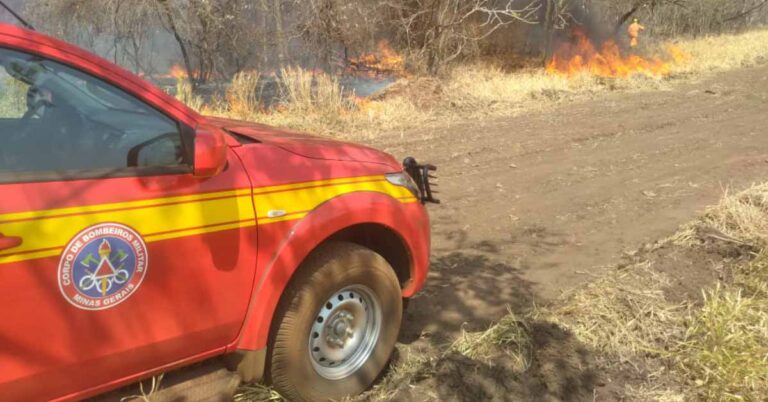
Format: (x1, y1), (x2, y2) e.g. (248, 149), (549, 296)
(0, 24), (434, 401)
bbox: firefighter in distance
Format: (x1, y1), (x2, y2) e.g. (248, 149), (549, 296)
(628, 17), (645, 48)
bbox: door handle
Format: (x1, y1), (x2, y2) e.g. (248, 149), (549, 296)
(0, 233), (23, 251)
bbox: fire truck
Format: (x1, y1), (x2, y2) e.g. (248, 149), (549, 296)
(0, 22), (435, 401)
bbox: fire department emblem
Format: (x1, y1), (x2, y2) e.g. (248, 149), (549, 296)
(58, 223), (148, 310)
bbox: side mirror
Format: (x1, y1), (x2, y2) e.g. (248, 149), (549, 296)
(127, 132), (185, 168)
(193, 126), (228, 178)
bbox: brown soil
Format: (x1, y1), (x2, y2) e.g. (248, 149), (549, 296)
(365, 63), (768, 400)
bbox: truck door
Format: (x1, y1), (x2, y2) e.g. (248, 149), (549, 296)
(0, 46), (257, 401)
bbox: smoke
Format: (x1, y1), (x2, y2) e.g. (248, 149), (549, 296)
(517, 1), (613, 57)
(555, 2), (617, 46)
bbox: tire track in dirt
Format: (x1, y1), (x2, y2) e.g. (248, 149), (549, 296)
(371, 64), (768, 343)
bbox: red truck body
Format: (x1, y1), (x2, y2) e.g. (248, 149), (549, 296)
(0, 24), (430, 401)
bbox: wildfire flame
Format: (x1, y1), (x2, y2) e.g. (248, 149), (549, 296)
(169, 64), (188, 79)
(546, 29), (684, 78)
(157, 64), (219, 81)
(151, 64), (190, 80)
(348, 40), (408, 78)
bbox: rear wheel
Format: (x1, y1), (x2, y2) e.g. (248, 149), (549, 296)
(268, 242), (402, 402)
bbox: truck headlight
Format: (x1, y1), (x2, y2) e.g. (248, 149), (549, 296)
(385, 172), (420, 199)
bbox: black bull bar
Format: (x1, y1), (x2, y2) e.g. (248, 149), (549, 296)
(403, 157), (439, 204)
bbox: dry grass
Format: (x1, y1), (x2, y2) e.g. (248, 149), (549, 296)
(120, 374), (164, 402)
(670, 29), (768, 74)
(450, 311), (530, 368)
(275, 67), (351, 114)
(174, 78), (205, 112)
(225, 71), (262, 120)
(677, 283), (768, 400)
(234, 383), (283, 402)
(679, 184), (768, 248)
(443, 61), (670, 116)
(552, 262), (687, 367)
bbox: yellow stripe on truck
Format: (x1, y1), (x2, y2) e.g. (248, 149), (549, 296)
(0, 176), (417, 265)
(0, 191), (255, 264)
(254, 176), (415, 224)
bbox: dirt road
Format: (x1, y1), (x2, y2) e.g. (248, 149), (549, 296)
(371, 64), (768, 344)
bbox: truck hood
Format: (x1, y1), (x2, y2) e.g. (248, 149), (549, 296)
(204, 117), (401, 170)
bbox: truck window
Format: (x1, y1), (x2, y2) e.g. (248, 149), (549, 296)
(0, 47), (187, 182)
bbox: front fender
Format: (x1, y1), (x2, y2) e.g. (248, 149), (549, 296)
(234, 191), (429, 351)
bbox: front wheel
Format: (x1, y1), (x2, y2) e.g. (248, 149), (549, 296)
(268, 242), (403, 402)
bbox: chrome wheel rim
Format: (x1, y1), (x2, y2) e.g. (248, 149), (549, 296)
(308, 285), (382, 380)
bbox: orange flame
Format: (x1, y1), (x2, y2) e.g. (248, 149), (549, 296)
(169, 64), (188, 79)
(348, 40), (408, 78)
(546, 29), (683, 78)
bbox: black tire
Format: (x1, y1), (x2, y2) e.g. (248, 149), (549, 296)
(268, 242), (403, 402)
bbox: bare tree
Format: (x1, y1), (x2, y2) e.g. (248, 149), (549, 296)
(28, 0), (162, 73)
(290, 0), (385, 71)
(386, 0), (541, 74)
(592, 0), (768, 37)
(273, 0), (289, 66)
(155, 0), (262, 85)
(30, 0), (262, 85)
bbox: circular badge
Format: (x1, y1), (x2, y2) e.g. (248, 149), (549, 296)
(58, 223), (148, 310)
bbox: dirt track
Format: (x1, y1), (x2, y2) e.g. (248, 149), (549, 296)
(371, 64), (768, 344)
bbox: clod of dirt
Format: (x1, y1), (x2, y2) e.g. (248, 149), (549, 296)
(690, 225), (761, 259)
(369, 77), (444, 108)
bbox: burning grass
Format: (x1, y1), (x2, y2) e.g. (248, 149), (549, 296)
(347, 40), (408, 78)
(546, 28), (683, 78)
(171, 29), (768, 139)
